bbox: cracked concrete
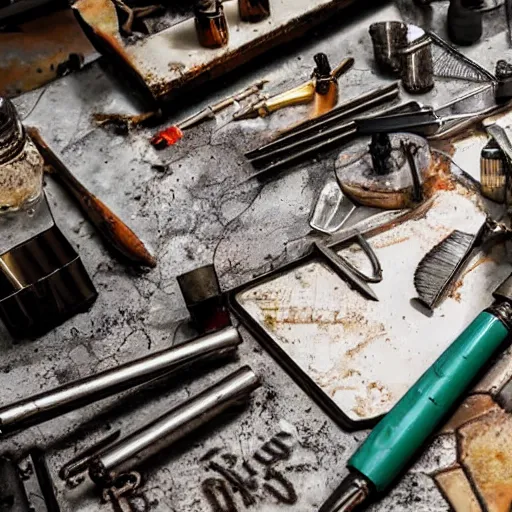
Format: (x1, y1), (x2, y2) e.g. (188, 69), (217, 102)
(0, 0), (510, 510)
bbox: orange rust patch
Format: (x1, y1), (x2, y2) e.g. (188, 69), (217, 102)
(374, 236), (410, 250)
(440, 394), (499, 435)
(423, 152), (457, 197)
(459, 409), (512, 512)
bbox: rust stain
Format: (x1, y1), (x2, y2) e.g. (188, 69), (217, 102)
(373, 236), (410, 250)
(463, 255), (494, 279)
(352, 381), (392, 418)
(345, 329), (386, 359)
(447, 255), (495, 302)
(0, 9), (95, 97)
(423, 152), (457, 198)
(459, 409), (512, 512)
(342, 368), (361, 378)
(257, 302), (367, 330)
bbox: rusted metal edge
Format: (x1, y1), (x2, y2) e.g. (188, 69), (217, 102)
(73, 0), (357, 107)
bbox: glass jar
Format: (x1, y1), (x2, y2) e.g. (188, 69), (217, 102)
(0, 97), (44, 213)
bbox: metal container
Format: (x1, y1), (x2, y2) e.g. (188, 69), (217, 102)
(0, 97), (44, 213)
(0, 192), (97, 340)
(369, 21), (408, 76)
(480, 139), (508, 204)
(400, 34), (434, 94)
(238, 0), (270, 22)
(89, 366), (261, 485)
(177, 264), (230, 334)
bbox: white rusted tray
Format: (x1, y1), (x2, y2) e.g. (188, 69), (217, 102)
(234, 163), (512, 427)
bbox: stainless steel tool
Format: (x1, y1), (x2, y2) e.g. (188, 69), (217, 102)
(0, 327), (242, 436)
(88, 366), (261, 485)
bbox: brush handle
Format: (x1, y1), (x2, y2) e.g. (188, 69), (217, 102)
(349, 310), (509, 492)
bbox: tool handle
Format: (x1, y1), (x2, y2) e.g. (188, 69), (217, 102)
(349, 310), (509, 492)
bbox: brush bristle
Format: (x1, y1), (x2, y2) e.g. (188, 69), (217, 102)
(414, 230), (475, 310)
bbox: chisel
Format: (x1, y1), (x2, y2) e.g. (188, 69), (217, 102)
(320, 271), (512, 512)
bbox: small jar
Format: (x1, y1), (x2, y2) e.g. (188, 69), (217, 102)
(0, 97), (44, 213)
(194, 0), (229, 49)
(238, 0), (270, 23)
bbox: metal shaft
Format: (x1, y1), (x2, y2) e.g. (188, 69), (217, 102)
(89, 366), (260, 484)
(0, 327), (242, 436)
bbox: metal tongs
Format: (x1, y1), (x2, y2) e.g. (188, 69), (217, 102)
(355, 107), (481, 137)
(314, 236), (383, 301)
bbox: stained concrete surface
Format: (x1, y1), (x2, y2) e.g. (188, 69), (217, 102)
(0, 1), (510, 510)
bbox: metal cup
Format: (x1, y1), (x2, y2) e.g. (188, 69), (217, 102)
(400, 34), (434, 94)
(369, 21), (408, 76)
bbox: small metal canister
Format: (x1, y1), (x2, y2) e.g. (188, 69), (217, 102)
(369, 21), (408, 76)
(238, 0), (270, 23)
(399, 33), (434, 94)
(194, 0), (229, 49)
(480, 138), (508, 203)
(177, 264), (230, 334)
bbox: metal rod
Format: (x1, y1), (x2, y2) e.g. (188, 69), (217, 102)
(248, 101), (422, 180)
(179, 80), (267, 130)
(245, 83), (400, 159)
(89, 366), (261, 485)
(401, 140), (424, 203)
(0, 327), (242, 436)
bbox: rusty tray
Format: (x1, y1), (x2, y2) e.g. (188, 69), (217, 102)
(73, 0), (356, 106)
(230, 156), (512, 429)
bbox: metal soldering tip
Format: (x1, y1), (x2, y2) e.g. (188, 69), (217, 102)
(319, 473), (371, 512)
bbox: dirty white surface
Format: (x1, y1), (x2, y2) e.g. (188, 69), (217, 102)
(129, 0), (352, 95)
(0, 1), (510, 511)
(237, 184), (512, 424)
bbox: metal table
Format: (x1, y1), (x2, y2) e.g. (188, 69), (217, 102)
(1, 1), (510, 510)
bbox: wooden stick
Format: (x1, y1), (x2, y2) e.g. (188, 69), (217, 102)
(27, 127), (156, 268)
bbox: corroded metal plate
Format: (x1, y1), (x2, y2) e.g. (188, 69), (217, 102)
(236, 172), (512, 425)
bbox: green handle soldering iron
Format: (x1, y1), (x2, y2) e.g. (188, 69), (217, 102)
(320, 272), (512, 512)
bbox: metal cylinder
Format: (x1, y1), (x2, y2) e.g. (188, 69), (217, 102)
(369, 22), (408, 76)
(194, 0), (229, 49)
(0, 327), (242, 436)
(399, 34), (434, 94)
(481, 139), (508, 203)
(89, 366), (261, 484)
(177, 264), (230, 334)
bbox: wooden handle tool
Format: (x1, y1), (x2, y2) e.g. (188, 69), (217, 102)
(27, 127), (156, 268)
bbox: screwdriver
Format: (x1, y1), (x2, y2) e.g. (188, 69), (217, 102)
(320, 271), (512, 511)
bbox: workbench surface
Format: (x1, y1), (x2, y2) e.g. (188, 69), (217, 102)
(2, 1), (511, 511)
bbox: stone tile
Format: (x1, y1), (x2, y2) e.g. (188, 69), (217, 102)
(434, 467), (482, 512)
(459, 410), (512, 512)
